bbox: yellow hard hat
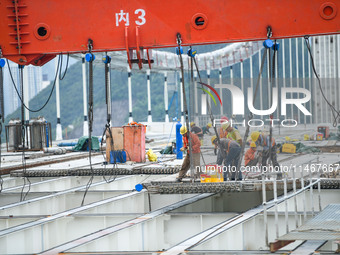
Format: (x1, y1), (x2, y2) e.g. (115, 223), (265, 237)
(211, 135), (217, 145)
(180, 126), (187, 135)
(221, 121), (230, 130)
(190, 122), (195, 127)
(207, 123), (212, 128)
(251, 131), (260, 142)
(250, 142), (256, 148)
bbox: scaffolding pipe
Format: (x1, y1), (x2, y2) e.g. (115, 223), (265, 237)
(300, 167), (307, 222)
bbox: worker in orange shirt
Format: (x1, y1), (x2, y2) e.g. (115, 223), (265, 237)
(176, 126), (201, 182)
(244, 142), (260, 167)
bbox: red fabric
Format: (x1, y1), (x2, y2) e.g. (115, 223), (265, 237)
(183, 132), (201, 153)
(244, 148), (256, 166)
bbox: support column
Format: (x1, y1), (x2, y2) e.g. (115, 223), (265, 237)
(128, 67), (133, 123)
(164, 72), (169, 123)
(219, 68), (223, 115)
(147, 70), (152, 123)
(82, 55), (88, 137)
(55, 58), (63, 141)
(180, 72), (184, 124)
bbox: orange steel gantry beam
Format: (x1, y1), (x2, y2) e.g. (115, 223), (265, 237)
(0, 0), (340, 66)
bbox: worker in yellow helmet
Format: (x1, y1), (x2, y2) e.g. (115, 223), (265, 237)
(202, 123), (212, 135)
(176, 125), (201, 182)
(250, 131), (281, 178)
(211, 135), (242, 181)
(222, 121), (242, 146)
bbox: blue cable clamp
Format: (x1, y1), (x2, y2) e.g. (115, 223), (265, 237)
(263, 39), (274, 49)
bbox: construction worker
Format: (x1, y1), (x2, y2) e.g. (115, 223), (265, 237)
(176, 126), (201, 182)
(244, 142), (260, 167)
(190, 122), (204, 145)
(202, 123), (212, 135)
(250, 131), (281, 178)
(211, 136), (242, 181)
(221, 121), (242, 146)
(219, 116), (229, 138)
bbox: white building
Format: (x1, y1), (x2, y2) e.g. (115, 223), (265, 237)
(3, 61), (43, 117)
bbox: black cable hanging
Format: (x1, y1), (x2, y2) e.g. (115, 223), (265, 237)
(59, 53), (70, 80)
(6, 55), (61, 112)
(304, 36), (340, 127)
(81, 39), (95, 206)
(176, 34), (195, 180)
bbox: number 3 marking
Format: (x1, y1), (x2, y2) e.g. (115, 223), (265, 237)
(135, 9), (146, 25)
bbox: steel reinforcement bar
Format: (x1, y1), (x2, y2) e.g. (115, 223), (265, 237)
(144, 179), (340, 194)
(10, 166), (181, 177)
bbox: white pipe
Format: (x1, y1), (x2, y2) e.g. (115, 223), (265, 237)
(273, 176), (279, 238)
(267, 49), (271, 114)
(147, 70), (152, 123)
(310, 169), (315, 216)
(283, 176), (289, 234)
(302, 38), (306, 125)
(258, 50), (263, 113)
(219, 68), (223, 115)
(164, 72), (169, 123)
(319, 36), (324, 123)
(82, 55), (88, 137)
(312, 37), (318, 124)
(23, 67), (29, 122)
(292, 169), (298, 228)
(128, 66), (133, 123)
(55, 58), (62, 141)
(296, 38), (300, 124)
(289, 38), (293, 120)
(300, 167), (307, 222)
